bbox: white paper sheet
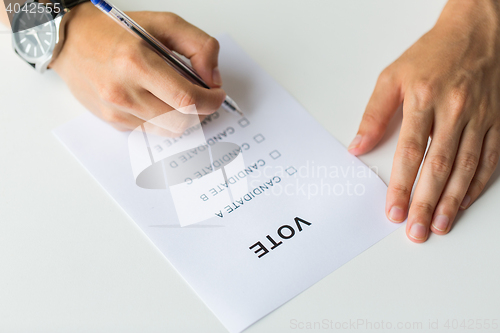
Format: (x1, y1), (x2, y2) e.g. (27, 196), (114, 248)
(53, 35), (400, 333)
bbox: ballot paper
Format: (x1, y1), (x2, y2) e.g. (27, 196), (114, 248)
(53, 35), (400, 333)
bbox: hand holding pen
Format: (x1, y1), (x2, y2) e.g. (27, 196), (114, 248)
(91, 0), (243, 117)
(49, 2), (235, 135)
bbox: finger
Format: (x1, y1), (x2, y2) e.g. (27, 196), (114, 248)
(430, 126), (483, 235)
(100, 107), (145, 131)
(406, 121), (462, 243)
(100, 105), (182, 137)
(385, 98), (433, 223)
(461, 125), (500, 209)
(348, 67), (403, 155)
(95, 84), (180, 135)
(138, 46), (226, 115)
(143, 117), (198, 138)
(135, 91), (205, 135)
(146, 13), (222, 87)
(127, 90), (174, 120)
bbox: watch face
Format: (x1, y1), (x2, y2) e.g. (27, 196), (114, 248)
(12, 2), (57, 64)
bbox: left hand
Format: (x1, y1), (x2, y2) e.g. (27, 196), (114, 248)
(348, 0), (500, 243)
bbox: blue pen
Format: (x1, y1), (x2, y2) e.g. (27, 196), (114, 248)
(90, 0), (243, 116)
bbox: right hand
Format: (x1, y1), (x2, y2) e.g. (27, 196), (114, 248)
(51, 3), (226, 135)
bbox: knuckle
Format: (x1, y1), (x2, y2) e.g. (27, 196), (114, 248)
(115, 43), (146, 74)
(484, 150), (500, 169)
(449, 87), (468, 109)
(456, 152), (479, 173)
(362, 111), (385, 130)
(101, 109), (123, 124)
(441, 194), (462, 209)
(205, 36), (220, 53)
(478, 97), (489, 116)
(447, 87), (468, 120)
(426, 153), (452, 176)
(470, 177), (486, 192)
(411, 201), (434, 215)
(411, 82), (435, 110)
(163, 12), (183, 25)
(399, 140), (425, 165)
(173, 88), (197, 110)
(377, 66), (396, 85)
(99, 85), (133, 109)
(99, 85), (121, 105)
(390, 183), (411, 197)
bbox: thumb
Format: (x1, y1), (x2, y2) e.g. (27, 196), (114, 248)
(348, 67), (403, 155)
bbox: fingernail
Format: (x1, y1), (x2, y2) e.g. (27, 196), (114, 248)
(409, 223), (427, 241)
(348, 135), (362, 151)
(432, 215), (449, 232)
(460, 195), (471, 209)
(388, 206), (405, 222)
(213, 67), (222, 86)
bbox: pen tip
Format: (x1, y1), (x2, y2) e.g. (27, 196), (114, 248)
(223, 97), (244, 116)
(231, 101), (244, 117)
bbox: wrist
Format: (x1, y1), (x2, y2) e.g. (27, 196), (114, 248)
(49, 1), (93, 68)
(437, 0), (500, 32)
(433, 0), (500, 63)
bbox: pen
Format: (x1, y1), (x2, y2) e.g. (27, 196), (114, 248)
(90, 0), (243, 116)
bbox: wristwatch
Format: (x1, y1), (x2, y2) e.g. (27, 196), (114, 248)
(11, 0), (89, 73)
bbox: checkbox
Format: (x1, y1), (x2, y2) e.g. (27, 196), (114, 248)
(238, 118), (250, 128)
(269, 150), (281, 159)
(253, 134), (265, 143)
(285, 166), (297, 176)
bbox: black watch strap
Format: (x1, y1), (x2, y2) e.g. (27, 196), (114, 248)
(59, 0), (90, 9)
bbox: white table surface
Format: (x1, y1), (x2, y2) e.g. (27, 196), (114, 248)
(1, 1), (499, 332)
